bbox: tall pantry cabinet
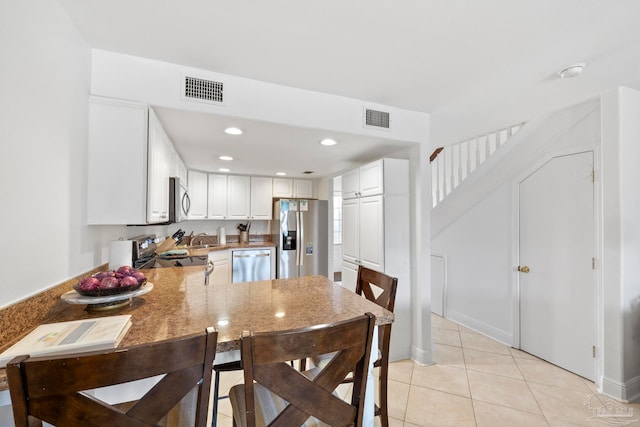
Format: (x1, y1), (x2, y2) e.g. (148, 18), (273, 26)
(341, 158), (410, 361)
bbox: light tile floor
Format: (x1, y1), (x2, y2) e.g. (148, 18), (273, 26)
(211, 314), (640, 427)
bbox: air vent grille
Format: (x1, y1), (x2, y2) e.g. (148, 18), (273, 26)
(184, 76), (223, 103)
(365, 108), (390, 129)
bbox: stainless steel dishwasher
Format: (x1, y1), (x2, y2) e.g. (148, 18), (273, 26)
(231, 247), (275, 283)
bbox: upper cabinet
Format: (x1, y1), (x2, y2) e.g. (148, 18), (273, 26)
(147, 109), (172, 223)
(343, 159), (386, 199)
(188, 173), (273, 220)
(227, 175), (251, 219)
(187, 170), (208, 220)
(207, 174), (228, 219)
(272, 178), (313, 199)
(250, 177), (273, 220)
(87, 97), (179, 225)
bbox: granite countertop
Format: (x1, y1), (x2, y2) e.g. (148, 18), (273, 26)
(0, 267), (392, 392)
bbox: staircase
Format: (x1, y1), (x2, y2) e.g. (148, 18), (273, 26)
(431, 123), (525, 207)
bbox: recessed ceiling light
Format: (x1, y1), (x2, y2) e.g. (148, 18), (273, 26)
(224, 127), (243, 135)
(558, 63), (586, 79)
(320, 138), (337, 146)
(219, 168), (230, 172)
(276, 172), (287, 176)
(219, 155), (233, 161)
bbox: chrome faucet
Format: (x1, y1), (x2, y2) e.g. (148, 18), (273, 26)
(192, 232), (207, 246)
(204, 259), (214, 285)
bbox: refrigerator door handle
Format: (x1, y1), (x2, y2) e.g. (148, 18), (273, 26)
(295, 211), (301, 266)
(299, 211), (304, 267)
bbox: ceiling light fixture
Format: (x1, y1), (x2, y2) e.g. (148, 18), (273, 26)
(219, 155), (233, 161)
(224, 127), (243, 135)
(320, 138), (337, 146)
(219, 168), (230, 172)
(276, 172), (286, 176)
(558, 62), (586, 79)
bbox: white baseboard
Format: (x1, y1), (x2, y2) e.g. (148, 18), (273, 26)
(602, 374), (640, 403)
(411, 344), (433, 366)
(445, 309), (513, 346)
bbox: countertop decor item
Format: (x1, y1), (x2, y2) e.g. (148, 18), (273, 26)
(61, 283), (154, 312)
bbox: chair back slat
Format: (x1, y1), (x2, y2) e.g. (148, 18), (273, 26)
(7, 327), (217, 427)
(233, 313), (375, 427)
(356, 266), (398, 313)
(355, 266), (398, 427)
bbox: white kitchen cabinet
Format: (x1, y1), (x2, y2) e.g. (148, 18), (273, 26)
(341, 198), (360, 265)
(227, 175), (251, 219)
(207, 174), (228, 219)
(341, 195), (384, 272)
(293, 179), (313, 198)
(207, 250), (231, 285)
(343, 158), (388, 199)
(341, 260), (359, 292)
(177, 156), (188, 184)
(340, 157), (410, 361)
(272, 178), (313, 198)
(147, 109), (173, 223)
(250, 177), (273, 220)
(88, 97), (176, 225)
(272, 178), (293, 198)
(187, 170), (208, 219)
(341, 168), (360, 200)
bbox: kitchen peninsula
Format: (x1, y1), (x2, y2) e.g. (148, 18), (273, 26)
(0, 266), (393, 424)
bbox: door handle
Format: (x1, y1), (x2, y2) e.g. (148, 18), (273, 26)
(517, 265), (530, 273)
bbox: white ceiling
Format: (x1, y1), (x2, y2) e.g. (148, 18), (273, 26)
(58, 0), (640, 178)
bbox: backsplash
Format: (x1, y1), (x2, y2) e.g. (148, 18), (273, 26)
(0, 264), (107, 353)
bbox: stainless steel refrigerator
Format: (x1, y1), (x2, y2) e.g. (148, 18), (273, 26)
(272, 199), (328, 279)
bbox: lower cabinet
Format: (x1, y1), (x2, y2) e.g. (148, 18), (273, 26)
(341, 260), (358, 292)
(207, 250), (231, 285)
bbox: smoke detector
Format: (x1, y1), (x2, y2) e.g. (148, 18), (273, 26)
(559, 63), (586, 79)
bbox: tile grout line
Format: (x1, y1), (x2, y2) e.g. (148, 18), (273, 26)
(459, 326), (480, 427)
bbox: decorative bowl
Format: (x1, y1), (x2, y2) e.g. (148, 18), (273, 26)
(73, 279), (146, 297)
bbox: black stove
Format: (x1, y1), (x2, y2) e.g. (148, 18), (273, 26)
(131, 234), (207, 269)
(135, 255), (207, 269)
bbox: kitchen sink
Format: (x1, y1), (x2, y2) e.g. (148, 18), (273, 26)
(183, 244), (221, 249)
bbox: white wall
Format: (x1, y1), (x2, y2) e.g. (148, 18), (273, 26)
(0, 0), (128, 308)
(90, 50), (428, 145)
(601, 87), (640, 402)
(432, 182), (513, 343)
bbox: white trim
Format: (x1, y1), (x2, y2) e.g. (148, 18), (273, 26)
(430, 253), (447, 317)
(446, 309), (513, 346)
(601, 374), (640, 403)
(411, 343), (433, 366)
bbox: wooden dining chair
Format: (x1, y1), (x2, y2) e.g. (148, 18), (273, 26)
(229, 313), (376, 427)
(7, 327), (218, 427)
(304, 267), (398, 426)
(355, 266), (398, 427)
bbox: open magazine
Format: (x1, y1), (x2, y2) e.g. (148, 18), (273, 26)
(0, 315), (132, 368)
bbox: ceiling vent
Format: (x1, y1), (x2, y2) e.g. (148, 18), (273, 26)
(364, 107), (391, 130)
(183, 75), (224, 105)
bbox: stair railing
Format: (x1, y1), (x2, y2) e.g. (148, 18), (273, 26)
(430, 122), (525, 207)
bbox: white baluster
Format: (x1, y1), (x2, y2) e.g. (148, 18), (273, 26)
(433, 156), (440, 207)
(456, 143), (462, 188)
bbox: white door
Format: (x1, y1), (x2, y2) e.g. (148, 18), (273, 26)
(519, 151), (595, 380)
